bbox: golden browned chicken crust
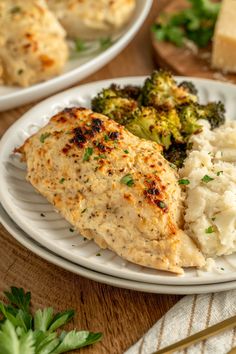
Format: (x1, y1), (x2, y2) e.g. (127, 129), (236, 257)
(16, 107), (205, 274)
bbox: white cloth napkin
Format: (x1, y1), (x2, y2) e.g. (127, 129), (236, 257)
(125, 291), (236, 354)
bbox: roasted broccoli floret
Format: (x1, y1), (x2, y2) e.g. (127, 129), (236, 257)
(178, 103), (203, 137)
(126, 106), (183, 149)
(91, 71), (226, 170)
(163, 142), (188, 168)
(178, 101), (225, 131)
(91, 87), (138, 125)
(195, 101), (225, 129)
(178, 81), (198, 96)
(109, 83), (141, 100)
(140, 70), (197, 109)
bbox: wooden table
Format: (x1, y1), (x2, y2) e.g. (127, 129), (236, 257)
(0, 2), (182, 353)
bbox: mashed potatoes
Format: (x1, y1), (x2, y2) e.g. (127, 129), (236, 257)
(180, 120), (236, 257)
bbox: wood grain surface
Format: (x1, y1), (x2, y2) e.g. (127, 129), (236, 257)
(151, 0), (236, 83)
(0, 2), (182, 353)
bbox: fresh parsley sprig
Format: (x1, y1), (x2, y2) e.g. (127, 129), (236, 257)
(152, 0), (221, 48)
(0, 287), (102, 354)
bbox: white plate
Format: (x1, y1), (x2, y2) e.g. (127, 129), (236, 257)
(1, 204), (236, 294)
(1, 76), (236, 286)
(0, 0), (152, 111)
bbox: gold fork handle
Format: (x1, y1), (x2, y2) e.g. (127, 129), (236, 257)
(228, 347), (236, 354)
(153, 315), (236, 354)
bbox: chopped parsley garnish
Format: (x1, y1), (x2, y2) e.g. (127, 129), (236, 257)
(100, 37), (112, 49)
(74, 38), (87, 52)
(221, 267), (225, 271)
(216, 171), (223, 176)
(96, 253), (101, 256)
(0, 286), (102, 353)
(40, 132), (51, 143)
(40, 213), (45, 217)
(169, 163), (176, 169)
(145, 179), (152, 183)
(104, 134), (110, 141)
(120, 174), (134, 187)
(59, 177), (65, 184)
(178, 178), (190, 185)
(83, 147), (93, 161)
(11, 6), (21, 14)
(211, 217), (216, 221)
(201, 175), (214, 183)
(123, 150), (129, 154)
(205, 226), (215, 234)
(17, 69), (24, 75)
(152, 0), (220, 48)
(157, 201), (167, 209)
(69, 228), (74, 232)
(81, 208), (87, 214)
(94, 154), (106, 160)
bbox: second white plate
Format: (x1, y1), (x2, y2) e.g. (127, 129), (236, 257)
(1, 204), (236, 294)
(1, 77), (236, 286)
(0, 0), (152, 111)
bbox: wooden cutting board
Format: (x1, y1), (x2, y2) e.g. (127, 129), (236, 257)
(151, 0), (236, 83)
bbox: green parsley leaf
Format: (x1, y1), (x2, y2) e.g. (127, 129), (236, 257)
(10, 6), (21, 14)
(178, 179), (190, 185)
(205, 226), (215, 234)
(83, 147), (93, 162)
(48, 310), (75, 332)
(4, 287), (31, 313)
(216, 171), (223, 176)
(59, 178), (65, 184)
(94, 154), (106, 160)
(0, 320), (35, 354)
(201, 175), (214, 183)
(33, 331), (59, 353)
(120, 174), (134, 187)
(152, 0), (220, 48)
(81, 208), (87, 214)
(34, 307), (54, 332)
(74, 39), (87, 52)
(157, 201), (167, 209)
(100, 37), (112, 49)
(96, 253), (101, 257)
(69, 228), (74, 233)
(152, 23), (184, 47)
(53, 330), (102, 353)
(104, 134), (110, 141)
(123, 150), (129, 154)
(0, 286), (102, 354)
(40, 132), (51, 143)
